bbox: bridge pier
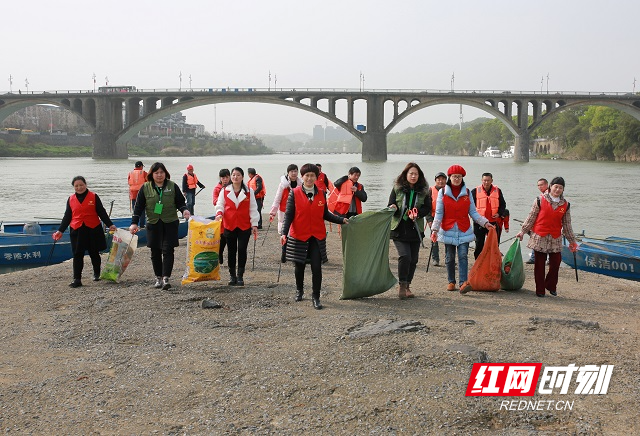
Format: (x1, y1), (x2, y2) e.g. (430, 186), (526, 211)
(361, 95), (387, 162)
(92, 133), (128, 159)
(514, 130), (530, 163)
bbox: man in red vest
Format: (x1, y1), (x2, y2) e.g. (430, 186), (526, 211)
(470, 172), (507, 259)
(247, 167), (267, 229)
(182, 164), (205, 215)
(329, 166), (367, 218)
(426, 171), (447, 266)
(128, 161), (147, 227)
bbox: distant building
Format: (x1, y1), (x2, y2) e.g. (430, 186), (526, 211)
(313, 125), (324, 141)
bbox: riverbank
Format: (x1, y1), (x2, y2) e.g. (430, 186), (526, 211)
(1, 228), (638, 434)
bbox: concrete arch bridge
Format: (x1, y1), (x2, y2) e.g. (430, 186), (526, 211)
(1, 88), (639, 161)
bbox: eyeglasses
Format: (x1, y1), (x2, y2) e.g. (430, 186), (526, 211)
(450, 175), (463, 179)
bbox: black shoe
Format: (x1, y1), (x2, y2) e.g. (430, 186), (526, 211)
(93, 275), (101, 282)
(312, 297), (323, 310)
(162, 277), (171, 290)
(549, 291), (557, 296)
(228, 276), (238, 286)
(257, 225), (263, 230)
(69, 279), (82, 288)
(536, 293), (545, 298)
(295, 290), (304, 302)
(236, 277), (244, 286)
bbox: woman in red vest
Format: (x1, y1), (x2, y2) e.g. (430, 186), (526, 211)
(516, 176), (578, 297)
(269, 164), (302, 263)
(215, 167), (260, 286)
(281, 164), (348, 309)
(213, 168), (231, 265)
(53, 176), (116, 288)
(430, 165), (493, 294)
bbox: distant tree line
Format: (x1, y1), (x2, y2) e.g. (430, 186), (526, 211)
(387, 106), (640, 162)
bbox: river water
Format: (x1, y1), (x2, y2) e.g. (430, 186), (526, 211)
(2, 154), (639, 242)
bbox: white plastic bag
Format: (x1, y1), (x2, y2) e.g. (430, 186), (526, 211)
(100, 229), (138, 283)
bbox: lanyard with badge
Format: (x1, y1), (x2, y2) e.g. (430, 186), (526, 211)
(154, 185), (164, 214)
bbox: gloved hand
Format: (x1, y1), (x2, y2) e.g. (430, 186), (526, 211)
(569, 242), (579, 253)
(430, 232), (437, 243)
(52, 231), (62, 241)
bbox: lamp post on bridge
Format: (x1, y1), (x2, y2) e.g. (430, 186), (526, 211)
(92, 72), (96, 92)
(541, 76), (544, 93)
(546, 73), (549, 94)
(274, 74), (277, 90)
(179, 71), (182, 91)
(105, 76), (109, 86)
(451, 72), (455, 92)
(268, 71), (271, 91)
(189, 74), (192, 91)
(8, 75), (12, 93)
(633, 77), (637, 94)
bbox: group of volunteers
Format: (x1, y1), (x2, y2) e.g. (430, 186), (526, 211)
(54, 158), (578, 304)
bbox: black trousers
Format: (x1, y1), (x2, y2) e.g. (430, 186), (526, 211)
(473, 222), (502, 259)
(147, 220), (179, 277)
(256, 197), (264, 228)
(393, 239), (421, 283)
(294, 238), (322, 294)
(224, 227), (251, 272)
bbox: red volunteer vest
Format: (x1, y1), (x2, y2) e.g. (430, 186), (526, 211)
(248, 174), (266, 199)
(315, 172), (328, 190)
(532, 197), (567, 238)
(186, 173), (199, 189)
(441, 193), (472, 232)
(430, 186), (440, 217)
(69, 191), (101, 230)
(475, 185), (500, 220)
(279, 187), (291, 212)
(332, 180), (363, 215)
(288, 187), (327, 241)
(222, 188), (252, 231)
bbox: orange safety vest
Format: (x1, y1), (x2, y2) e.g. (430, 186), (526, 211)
(475, 185), (500, 220)
(328, 180), (363, 215)
(532, 197), (567, 238)
(430, 186), (440, 217)
(288, 187), (328, 241)
(221, 188), (252, 231)
(279, 187), (291, 212)
(441, 193), (472, 232)
(69, 191), (101, 230)
(186, 173), (199, 190)
(248, 174), (266, 199)
(128, 169), (147, 199)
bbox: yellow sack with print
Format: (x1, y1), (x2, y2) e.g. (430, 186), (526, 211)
(181, 217), (221, 284)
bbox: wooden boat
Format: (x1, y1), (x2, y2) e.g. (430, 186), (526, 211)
(561, 237), (640, 282)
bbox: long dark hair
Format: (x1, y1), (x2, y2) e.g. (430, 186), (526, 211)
(147, 162), (170, 181)
(395, 162), (428, 193)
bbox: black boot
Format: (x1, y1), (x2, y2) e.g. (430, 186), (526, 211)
(295, 289), (304, 302)
(69, 278), (82, 288)
(228, 268), (237, 286)
(312, 291), (322, 310)
(236, 268), (245, 287)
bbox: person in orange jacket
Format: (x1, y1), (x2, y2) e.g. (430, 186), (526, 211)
(247, 167), (267, 229)
(182, 164), (205, 215)
(128, 161), (147, 227)
(329, 167), (367, 218)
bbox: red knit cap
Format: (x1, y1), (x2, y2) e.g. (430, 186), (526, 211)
(447, 164), (466, 177)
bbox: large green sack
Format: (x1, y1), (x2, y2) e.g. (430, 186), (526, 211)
(500, 238), (526, 290)
(340, 208), (398, 299)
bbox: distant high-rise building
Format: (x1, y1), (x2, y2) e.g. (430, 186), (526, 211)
(313, 125), (324, 141)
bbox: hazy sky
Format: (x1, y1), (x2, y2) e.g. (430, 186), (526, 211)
(4, 0), (638, 136)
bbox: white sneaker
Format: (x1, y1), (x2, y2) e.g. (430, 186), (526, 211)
(154, 276), (163, 289)
(432, 260), (440, 267)
(162, 277), (171, 290)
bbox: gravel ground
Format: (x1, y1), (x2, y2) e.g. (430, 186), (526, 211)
(0, 227), (638, 435)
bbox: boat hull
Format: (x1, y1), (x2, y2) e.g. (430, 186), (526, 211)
(561, 243), (639, 282)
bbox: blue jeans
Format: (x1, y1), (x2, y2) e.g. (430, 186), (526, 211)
(445, 242), (469, 286)
(431, 242), (440, 262)
(185, 191), (195, 215)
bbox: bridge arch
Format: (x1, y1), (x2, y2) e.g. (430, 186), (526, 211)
(116, 96), (365, 144)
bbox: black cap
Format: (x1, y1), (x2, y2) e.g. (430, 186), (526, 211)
(435, 172), (446, 180)
(135, 161), (144, 168)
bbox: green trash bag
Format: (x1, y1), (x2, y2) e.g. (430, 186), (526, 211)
(340, 208), (398, 299)
(500, 238), (526, 290)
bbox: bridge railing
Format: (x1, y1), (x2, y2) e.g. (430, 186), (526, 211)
(2, 88), (638, 96)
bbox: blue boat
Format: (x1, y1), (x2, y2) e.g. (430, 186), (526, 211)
(580, 236), (640, 259)
(0, 218), (190, 270)
(562, 238), (640, 282)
